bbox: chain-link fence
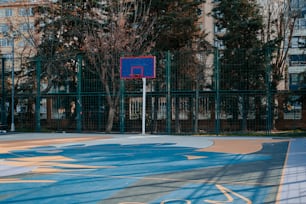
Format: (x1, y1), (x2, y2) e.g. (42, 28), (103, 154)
(0, 50), (305, 135)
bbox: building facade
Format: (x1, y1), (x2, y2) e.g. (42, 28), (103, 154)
(0, 0), (44, 73)
(287, 0), (306, 90)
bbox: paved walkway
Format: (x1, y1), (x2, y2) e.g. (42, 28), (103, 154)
(0, 133), (305, 204)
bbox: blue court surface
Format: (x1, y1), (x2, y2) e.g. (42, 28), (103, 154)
(0, 133), (305, 204)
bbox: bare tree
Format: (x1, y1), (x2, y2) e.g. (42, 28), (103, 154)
(2, 3), (39, 92)
(83, 0), (157, 132)
(259, 0), (299, 131)
(33, 0), (207, 132)
(260, 0), (298, 90)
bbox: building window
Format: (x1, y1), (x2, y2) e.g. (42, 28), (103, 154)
(0, 23), (8, 33)
(295, 18), (306, 30)
(129, 97), (142, 120)
(19, 22), (34, 32)
(283, 96), (302, 120)
(0, 38), (12, 46)
(18, 8), (33, 17)
(157, 97), (167, 120)
(291, 36), (306, 48)
(291, 0), (305, 9)
(17, 36), (34, 47)
(198, 97), (211, 119)
(172, 97), (190, 120)
(289, 55), (306, 66)
(289, 73), (299, 90)
(0, 8), (12, 17)
(0, 0), (16, 3)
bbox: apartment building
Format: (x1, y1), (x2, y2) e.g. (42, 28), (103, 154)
(287, 0), (306, 90)
(0, 0), (41, 73)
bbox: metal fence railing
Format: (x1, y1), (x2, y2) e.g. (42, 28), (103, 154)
(0, 50), (305, 135)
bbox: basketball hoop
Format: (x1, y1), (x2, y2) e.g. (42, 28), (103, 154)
(119, 55), (156, 135)
(130, 74), (143, 79)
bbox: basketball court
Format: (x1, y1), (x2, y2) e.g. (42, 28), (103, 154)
(0, 133), (305, 204)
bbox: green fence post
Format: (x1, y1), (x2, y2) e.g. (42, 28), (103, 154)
(214, 48), (220, 136)
(76, 54), (82, 132)
(166, 51), (171, 134)
(35, 57), (41, 131)
(266, 48), (272, 135)
(1, 58), (6, 126)
(120, 79), (125, 133)
(98, 95), (102, 131)
(194, 82), (199, 133)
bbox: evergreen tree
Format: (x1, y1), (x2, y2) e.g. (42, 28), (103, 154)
(212, 0), (265, 90)
(151, 0), (208, 133)
(152, 0), (206, 51)
(212, 0), (265, 130)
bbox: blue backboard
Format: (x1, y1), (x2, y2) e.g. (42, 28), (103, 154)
(120, 56), (156, 79)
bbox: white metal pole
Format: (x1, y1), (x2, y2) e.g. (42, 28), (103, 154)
(142, 77), (146, 135)
(10, 37), (15, 132)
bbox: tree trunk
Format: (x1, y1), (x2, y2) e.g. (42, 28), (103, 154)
(105, 106), (115, 133)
